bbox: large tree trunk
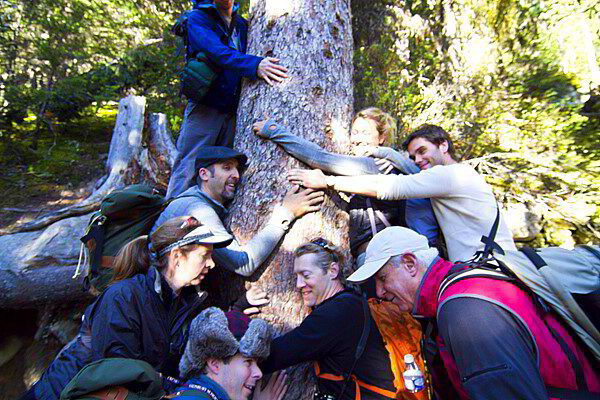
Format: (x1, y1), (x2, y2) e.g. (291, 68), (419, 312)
(228, 1), (354, 398)
(0, 95), (177, 309)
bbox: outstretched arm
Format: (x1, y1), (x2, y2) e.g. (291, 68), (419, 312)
(190, 186), (323, 277)
(254, 119), (387, 176)
(360, 145), (420, 175)
(287, 165), (456, 200)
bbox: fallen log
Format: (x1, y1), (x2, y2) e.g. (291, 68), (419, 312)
(0, 96), (177, 309)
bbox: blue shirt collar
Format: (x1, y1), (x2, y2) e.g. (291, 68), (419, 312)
(185, 374), (230, 400)
(193, 1), (240, 14)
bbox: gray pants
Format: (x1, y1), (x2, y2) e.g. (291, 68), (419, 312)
(166, 102), (235, 199)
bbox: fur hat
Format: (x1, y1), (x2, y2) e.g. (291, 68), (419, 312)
(179, 307), (272, 379)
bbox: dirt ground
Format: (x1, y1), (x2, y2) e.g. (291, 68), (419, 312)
(0, 167), (99, 230)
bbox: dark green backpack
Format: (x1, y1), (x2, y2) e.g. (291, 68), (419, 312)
(59, 358), (166, 400)
(172, 10), (224, 103)
(78, 184), (168, 294)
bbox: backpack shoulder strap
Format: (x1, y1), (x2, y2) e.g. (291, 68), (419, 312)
(355, 292), (371, 362)
(437, 267), (513, 302)
(520, 246), (547, 269)
(579, 245), (600, 262)
(480, 203), (505, 258)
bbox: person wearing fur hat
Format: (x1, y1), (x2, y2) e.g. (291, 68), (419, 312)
(171, 307), (287, 400)
(20, 216), (232, 400)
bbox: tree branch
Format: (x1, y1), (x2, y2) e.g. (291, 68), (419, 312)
(0, 202), (99, 236)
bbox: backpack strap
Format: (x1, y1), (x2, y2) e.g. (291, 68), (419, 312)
(437, 267), (514, 302)
(365, 198), (391, 238)
(337, 292), (371, 400)
(480, 203), (505, 258)
(579, 245), (600, 262)
(313, 362), (397, 400)
(543, 321), (588, 392)
(520, 247), (547, 269)
(365, 199), (378, 237)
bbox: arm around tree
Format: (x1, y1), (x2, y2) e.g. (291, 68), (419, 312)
(254, 119), (415, 176)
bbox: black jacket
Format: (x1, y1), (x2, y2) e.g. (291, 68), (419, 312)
(261, 290), (396, 400)
(29, 267), (205, 400)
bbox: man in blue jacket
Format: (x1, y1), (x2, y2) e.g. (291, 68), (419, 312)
(167, 0), (288, 199)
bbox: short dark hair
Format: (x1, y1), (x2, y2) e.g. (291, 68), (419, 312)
(402, 124), (456, 158)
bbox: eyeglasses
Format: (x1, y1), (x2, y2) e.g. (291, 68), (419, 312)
(311, 238), (339, 263)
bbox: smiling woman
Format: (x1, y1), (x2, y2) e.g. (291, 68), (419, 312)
(19, 216), (233, 400)
(260, 238), (398, 400)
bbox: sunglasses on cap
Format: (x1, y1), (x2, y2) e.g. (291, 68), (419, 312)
(311, 237), (339, 263)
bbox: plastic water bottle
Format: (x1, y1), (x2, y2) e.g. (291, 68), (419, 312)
(403, 354), (425, 393)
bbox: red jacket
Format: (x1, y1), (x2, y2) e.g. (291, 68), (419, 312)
(414, 257), (600, 399)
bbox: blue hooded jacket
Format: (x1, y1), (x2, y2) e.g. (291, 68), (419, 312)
(189, 1), (262, 112)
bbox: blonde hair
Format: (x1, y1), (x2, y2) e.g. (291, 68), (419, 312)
(294, 238), (349, 285)
(353, 107), (398, 148)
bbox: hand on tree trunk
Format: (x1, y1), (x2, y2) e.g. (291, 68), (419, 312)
(282, 185), (324, 219)
(253, 371), (288, 400)
(243, 284), (270, 315)
(252, 118), (277, 138)
(257, 57), (288, 86)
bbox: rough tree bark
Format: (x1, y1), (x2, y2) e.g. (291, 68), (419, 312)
(227, 1), (354, 399)
(0, 95), (177, 309)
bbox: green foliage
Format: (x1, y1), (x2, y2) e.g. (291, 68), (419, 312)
(352, 0), (600, 246)
(0, 0), (597, 247)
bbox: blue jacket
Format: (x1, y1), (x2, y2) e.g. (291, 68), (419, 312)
(30, 268), (205, 400)
(189, 1), (262, 112)
(171, 375), (230, 400)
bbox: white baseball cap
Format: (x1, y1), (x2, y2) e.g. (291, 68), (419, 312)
(347, 227), (429, 283)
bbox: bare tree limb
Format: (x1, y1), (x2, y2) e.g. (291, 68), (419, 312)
(0, 202), (100, 236)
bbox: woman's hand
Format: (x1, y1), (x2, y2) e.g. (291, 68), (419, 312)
(253, 372), (288, 400)
(374, 158), (395, 175)
(243, 284), (270, 315)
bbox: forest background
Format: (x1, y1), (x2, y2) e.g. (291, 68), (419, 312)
(1, 0), (599, 247)
(0, 0), (598, 396)
(1, 0), (599, 246)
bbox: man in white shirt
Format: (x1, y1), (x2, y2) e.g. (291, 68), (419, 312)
(288, 124), (517, 262)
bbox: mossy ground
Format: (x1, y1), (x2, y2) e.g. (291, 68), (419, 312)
(0, 105), (117, 228)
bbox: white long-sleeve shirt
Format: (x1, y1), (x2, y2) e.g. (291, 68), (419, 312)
(376, 163), (517, 262)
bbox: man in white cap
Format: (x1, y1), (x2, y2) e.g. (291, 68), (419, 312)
(171, 307), (287, 400)
(347, 227), (600, 400)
